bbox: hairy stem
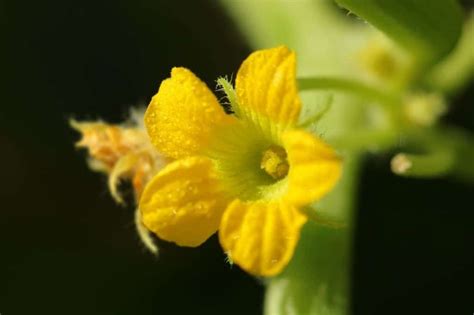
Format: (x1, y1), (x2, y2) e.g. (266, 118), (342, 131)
(265, 154), (362, 315)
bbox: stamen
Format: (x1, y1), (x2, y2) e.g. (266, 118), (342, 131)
(260, 145), (289, 180)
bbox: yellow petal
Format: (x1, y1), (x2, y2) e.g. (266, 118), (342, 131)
(283, 129), (342, 206)
(219, 200), (307, 277)
(139, 156), (229, 247)
(145, 67), (235, 160)
(235, 46), (301, 127)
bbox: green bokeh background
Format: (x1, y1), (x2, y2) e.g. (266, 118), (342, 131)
(1, 1), (472, 314)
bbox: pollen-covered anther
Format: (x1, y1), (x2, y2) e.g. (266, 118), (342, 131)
(260, 145), (289, 180)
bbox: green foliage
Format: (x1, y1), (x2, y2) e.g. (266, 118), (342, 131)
(334, 0), (463, 67)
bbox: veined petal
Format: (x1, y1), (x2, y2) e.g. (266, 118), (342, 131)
(139, 156), (229, 247)
(145, 67), (235, 160)
(219, 200), (307, 277)
(283, 129), (342, 206)
(235, 46), (301, 128)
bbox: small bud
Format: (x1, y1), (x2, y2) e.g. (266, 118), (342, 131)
(357, 34), (411, 84)
(358, 39), (397, 79)
(391, 153), (412, 174)
(403, 92), (446, 127)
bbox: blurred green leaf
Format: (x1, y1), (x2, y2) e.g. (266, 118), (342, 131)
(334, 0), (463, 66)
(219, 0), (371, 78)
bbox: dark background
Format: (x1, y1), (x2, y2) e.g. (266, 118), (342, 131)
(1, 1), (472, 314)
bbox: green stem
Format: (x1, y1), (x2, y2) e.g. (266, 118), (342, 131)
(391, 151), (455, 177)
(265, 153), (362, 315)
(392, 128), (474, 181)
(298, 77), (399, 107)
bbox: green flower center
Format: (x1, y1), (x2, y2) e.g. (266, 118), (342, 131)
(207, 121), (288, 201)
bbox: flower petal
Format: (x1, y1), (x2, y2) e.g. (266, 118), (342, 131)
(145, 67), (235, 160)
(219, 200), (307, 277)
(139, 156), (229, 247)
(283, 129), (342, 206)
(235, 46), (301, 127)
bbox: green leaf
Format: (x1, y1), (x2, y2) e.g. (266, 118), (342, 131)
(334, 0), (463, 66)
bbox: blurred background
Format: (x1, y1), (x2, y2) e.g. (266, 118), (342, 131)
(1, 1), (472, 314)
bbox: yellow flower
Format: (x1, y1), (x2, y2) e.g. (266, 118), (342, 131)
(139, 46), (342, 276)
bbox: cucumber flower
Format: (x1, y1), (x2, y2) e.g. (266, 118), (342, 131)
(140, 46), (342, 276)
